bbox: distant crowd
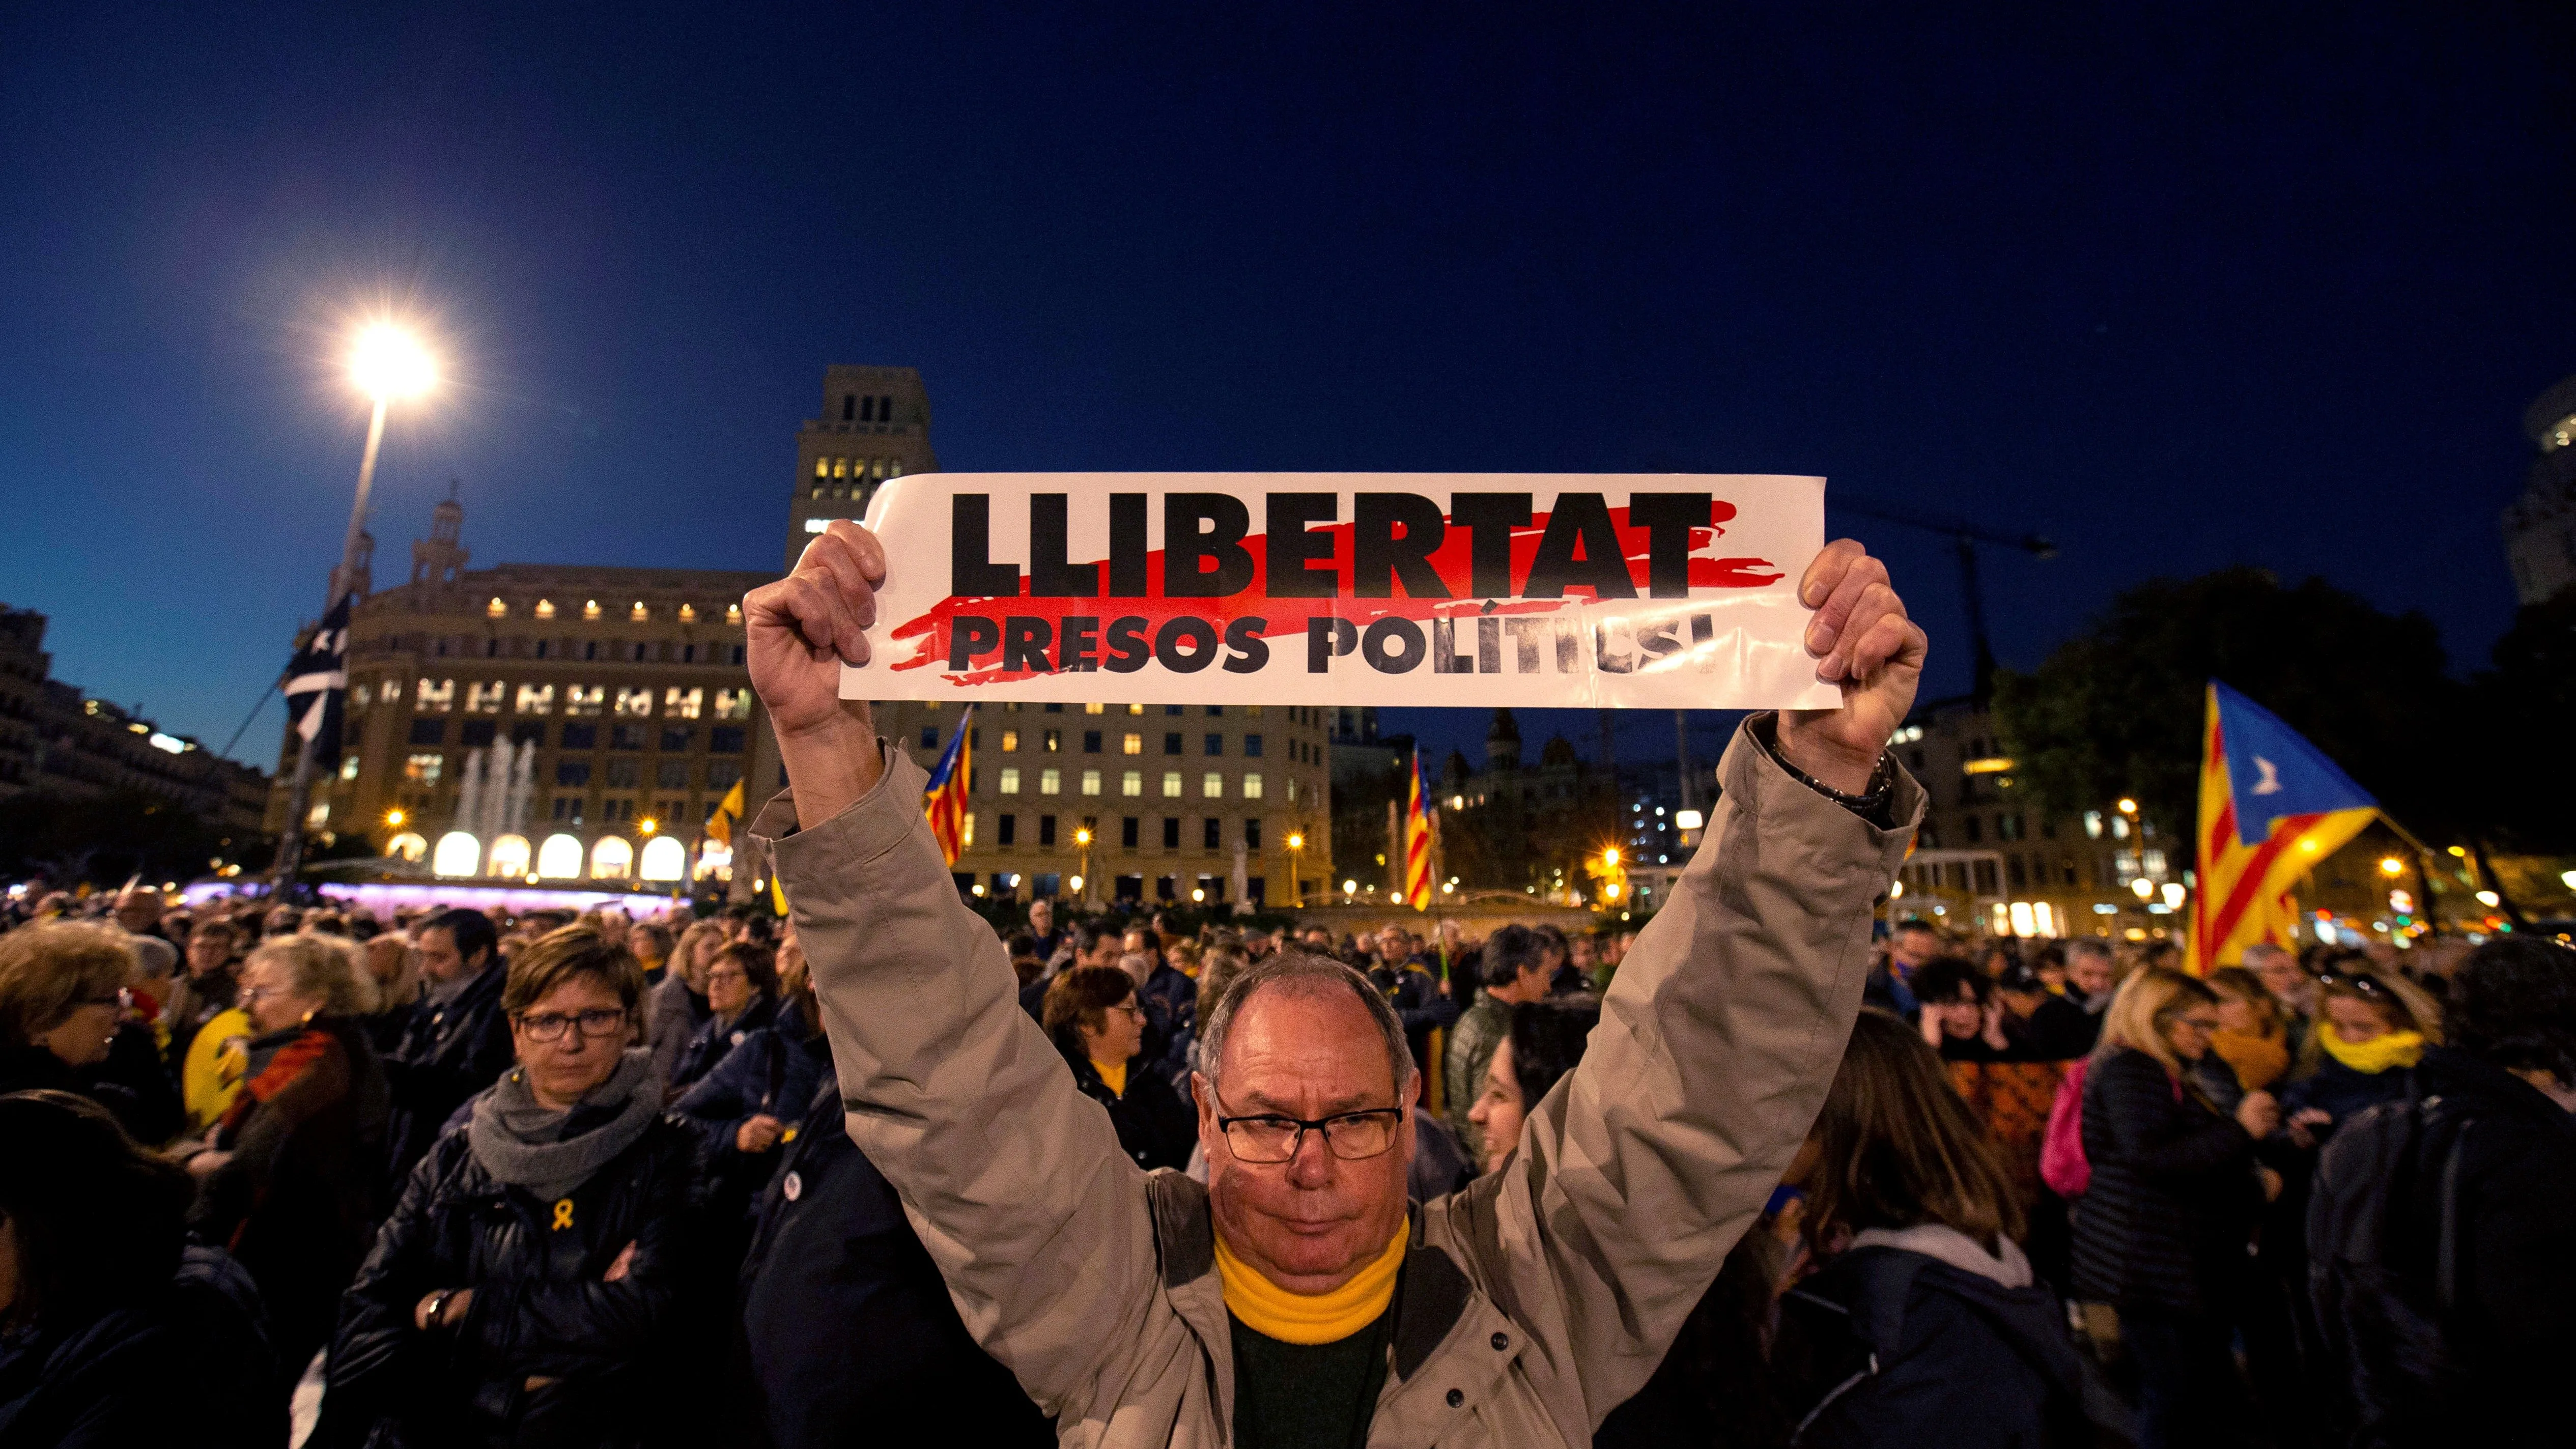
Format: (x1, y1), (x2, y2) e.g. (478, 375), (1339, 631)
(0, 878), (2569, 1448)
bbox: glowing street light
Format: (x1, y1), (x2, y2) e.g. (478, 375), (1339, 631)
(2116, 798), (2139, 816)
(1286, 830), (1307, 906)
(275, 319), (445, 890)
(639, 818), (659, 835)
(2377, 857), (2405, 877)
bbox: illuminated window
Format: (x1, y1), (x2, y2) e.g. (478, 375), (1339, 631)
(564, 685), (605, 717)
(515, 683), (555, 716)
(713, 688), (753, 721)
(487, 597), (507, 618)
(999, 767), (1022, 794)
(416, 678), (455, 713)
(588, 837), (633, 879)
(1122, 770), (1143, 797)
(536, 834), (584, 879)
(639, 836), (687, 882)
(1040, 768), (1061, 795)
(1126, 703), (1144, 715)
(1243, 773), (1263, 800)
(534, 600), (556, 620)
(678, 604), (697, 623)
(1122, 732), (1142, 755)
(1286, 778), (1298, 803)
(615, 687), (654, 717)
(1084, 702), (1105, 714)
(1203, 772), (1224, 799)
(432, 832), (481, 878)
(664, 687), (702, 719)
(386, 832), (428, 863)
(1162, 771), (1183, 798)
(725, 604), (742, 624)
(1001, 729), (1020, 751)
(339, 755), (360, 781)
(1082, 769), (1102, 796)
(466, 681), (506, 714)
(1042, 729), (1062, 752)
(381, 679), (401, 702)
(404, 753), (444, 786)
(353, 683), (372, 708)
(582, 600), (603, 620)
(487, 834), (532, 878)
(630, 602), (649, 621)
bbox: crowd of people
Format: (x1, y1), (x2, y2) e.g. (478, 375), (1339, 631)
(1, 867), (2570, 1447)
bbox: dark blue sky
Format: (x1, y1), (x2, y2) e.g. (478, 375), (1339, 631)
(5, 4), (2570, 775)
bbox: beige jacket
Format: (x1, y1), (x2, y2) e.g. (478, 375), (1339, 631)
(758, 714), (1922, 1447)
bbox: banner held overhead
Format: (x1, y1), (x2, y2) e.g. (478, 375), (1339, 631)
(838, 473), (1837, 711)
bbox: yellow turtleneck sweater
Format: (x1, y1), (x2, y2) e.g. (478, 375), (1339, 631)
(1091, 1058), (1127, 1097)
(1214, 1218), (1408, 1345)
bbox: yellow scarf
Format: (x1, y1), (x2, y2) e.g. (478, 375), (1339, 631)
(1214, 1218), (1408, 1345)
(2317, 1028), (2424, 1075)
(1091, 1058), (1127, 1098)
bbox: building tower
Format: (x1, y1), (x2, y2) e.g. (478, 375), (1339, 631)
(783, 366), (938, 562)
(1485, 707), (1522, 772)
(2505, 374), (2576, 605)
(411, 494), (469, 591)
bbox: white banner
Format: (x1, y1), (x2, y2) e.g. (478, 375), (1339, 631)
(838, 473), (1837, 711)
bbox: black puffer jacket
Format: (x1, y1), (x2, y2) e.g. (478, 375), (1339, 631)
(2070, 1047), (2260, 1313)
(316, 1112), (710, 1449)
(379, 962), (514, 1196)
(1065, 1049), (1195, 1171)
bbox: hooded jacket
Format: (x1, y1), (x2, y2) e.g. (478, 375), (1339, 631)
(756, 715), (1919, 1447)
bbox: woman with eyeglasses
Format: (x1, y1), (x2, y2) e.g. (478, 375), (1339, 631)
(318, 926), (707, 1449)
(176, 933), (388, 1391)
(2070, 969), (2281, 1449)
(0, 923), (150, 1134)
(1043, 964), (1194, 1170)
(667, 940), (780, 1097)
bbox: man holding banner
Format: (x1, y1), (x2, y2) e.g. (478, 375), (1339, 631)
(741, 478), (1923, 1448)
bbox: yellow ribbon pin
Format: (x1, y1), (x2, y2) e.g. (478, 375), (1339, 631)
(551, 1198), (575, 1231)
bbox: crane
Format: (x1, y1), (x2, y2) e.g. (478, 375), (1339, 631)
(1827, 496), (2055, 706)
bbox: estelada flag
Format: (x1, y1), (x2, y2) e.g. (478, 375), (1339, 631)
(1402, 746), (1434, 910)
(2187, 681), (2377, 975)
(703, 777), (747, 849)
(923, 703), (976, 867)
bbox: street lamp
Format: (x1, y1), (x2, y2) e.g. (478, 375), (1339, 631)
(273, 322), (439, 892)
(1073, 825), (1094, 908)
(1285, 830), (1305, 907)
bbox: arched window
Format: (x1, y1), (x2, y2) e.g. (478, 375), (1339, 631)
(386, 832), (428, 863)
(589, 836), (634, 879)
(487, 834), (532, 879)
(639, 836), (687, 882)
(432, 831), (481, 878)
(536, 834), (584, 879)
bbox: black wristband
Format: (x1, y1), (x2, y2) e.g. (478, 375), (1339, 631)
(1754, 715), (1896, 821)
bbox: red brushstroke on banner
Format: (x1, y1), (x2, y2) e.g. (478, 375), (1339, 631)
(884, 502), (1782, 686)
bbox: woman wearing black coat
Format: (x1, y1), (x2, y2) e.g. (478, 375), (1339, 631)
(318, 926), (707, 1449)
(667, 940), (780, 1096)
(0, 1090), (282, 1449)
(1767, 1009), (2090, 1449)
(2071, 970), (2281, 1449)
(179, 934), (389, 1383)
(1042, 964), (1195, 1171)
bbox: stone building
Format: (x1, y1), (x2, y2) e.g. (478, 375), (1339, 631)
(264, 498), (770, 887)
(0, 603), (270, 836)
(748, 365), (1338, 911)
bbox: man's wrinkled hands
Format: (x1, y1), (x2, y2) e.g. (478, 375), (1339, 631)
(1778, 539), (1927, 795)
(742, 521), (891, 827)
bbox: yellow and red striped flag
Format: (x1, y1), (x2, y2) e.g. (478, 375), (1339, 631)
(923, 704), (975, 867)
(2186, 682), (2377, 975)
(1402, 747), (1435, 910)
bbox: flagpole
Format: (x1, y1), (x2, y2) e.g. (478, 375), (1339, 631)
(271, 397), (389, 893)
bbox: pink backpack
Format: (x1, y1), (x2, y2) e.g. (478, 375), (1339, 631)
(2039, 1058), (2091, 1198)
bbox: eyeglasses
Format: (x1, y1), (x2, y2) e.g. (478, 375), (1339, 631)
(1215, 1096), (1404, 1163)
(77, 989), (129, 1011)
(516, 1007), (627, 1043)
(706, 968), (749, 983)
(1107, 1001), (1145, 1019)
(2316, 970), (2385, 997)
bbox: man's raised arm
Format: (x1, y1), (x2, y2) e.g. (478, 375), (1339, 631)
(741, 522), (1156, 1417)
(1442, 540), (1930, 1432)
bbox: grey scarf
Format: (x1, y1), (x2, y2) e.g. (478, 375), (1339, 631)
(467, 1048), (661, 1204)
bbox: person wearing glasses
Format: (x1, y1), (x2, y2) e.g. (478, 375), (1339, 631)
(668, 941), (780, 1096)
(2070, 969), (2283, 1449)
(739, 522), (1928, 1448)
(318, 926), (706, 1449)
(179, 933), (389, 1392)
(0, 923), (141, 1122)
(1044, 963), (1195, 1170)
(2278, 959), (2442, 1151)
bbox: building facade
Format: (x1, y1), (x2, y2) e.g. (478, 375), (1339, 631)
(2505, 373), (2576, 606)
(0, 604), (269, 836)
(751, 365), (1337, 911)
(265, 499), (771, 888)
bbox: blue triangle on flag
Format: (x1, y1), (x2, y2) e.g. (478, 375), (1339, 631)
(2213, 681), (2377, 846)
